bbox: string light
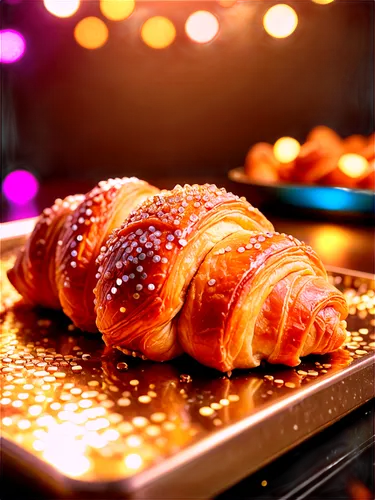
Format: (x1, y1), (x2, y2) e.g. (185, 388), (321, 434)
(100, 0), (135, 22)
(0, 29), (26, 63)
(312, 0), (334, 4)
(141, 17), (176, 49)
(338, 154), (368, 179)
(2, 170), (39, 204)
(263, 4), (298, 39)
(273, 137), (301, 163)
(43, 0), (80, 18)
(185, 11), (219, 44)
(74, 17), (109, 49)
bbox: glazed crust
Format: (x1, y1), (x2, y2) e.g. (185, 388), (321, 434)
(94, 184), (274, 360)
(56, 177), (159, 332)
(7, 194), (84, 309)
(178, 231), (348, 371)
(8, 180), (349, 372)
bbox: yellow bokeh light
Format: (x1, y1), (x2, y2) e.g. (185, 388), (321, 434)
(41, 427), (91, 477)
(127, 435), (142, 447)
(263, 4), (298, 39)
(100, 0), (135, 21)
(18, 419), (31, 430)
(74, 17), (109, 50)
(43, 0), (80, 18)
(141, 16), (176, 49)
(273, 137), (301, 163)
(338, 154), (368, 178)
(44, 447), (90, 477)
(185, 11), (220, 44)
(309, 226), (349, 263)
(312, 0), (334, 4)
(124, 453), (143, 470)
(29, 405), (43, 417)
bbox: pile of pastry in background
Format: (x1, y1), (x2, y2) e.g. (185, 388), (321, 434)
(244, 127), (374, 190)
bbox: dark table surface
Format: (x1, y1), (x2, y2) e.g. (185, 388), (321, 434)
(1, 176), (374, 499)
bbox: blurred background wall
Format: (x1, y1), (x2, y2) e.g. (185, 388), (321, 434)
(1, 0), (374, 183)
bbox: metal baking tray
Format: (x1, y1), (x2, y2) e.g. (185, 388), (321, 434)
(1, 218), (374, 499)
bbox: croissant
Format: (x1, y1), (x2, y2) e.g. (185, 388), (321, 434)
(8, 177), (159, 330)
(94, 184), (274, 361)
(94, 184), (348, 370)
(7, 194), (84, 309)
(178, 230), (348, 370)
(8, 180), (349, 372)
(55, 177), (159, 332)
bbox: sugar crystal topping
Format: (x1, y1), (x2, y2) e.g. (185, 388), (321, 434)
(31, 194), (85, 260)
(95, 184), (255, 309)
(58, 178), (146, 290)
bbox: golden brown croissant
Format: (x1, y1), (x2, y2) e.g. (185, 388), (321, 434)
(94, 184), (274, 361)
(55, 177), (160, 332)
(178, 230), (348, 371)
(7, 177), (159, 326)
(94, 184), (348, 370)
(7, 194), (84, 309)
(8, 180), (349, 372)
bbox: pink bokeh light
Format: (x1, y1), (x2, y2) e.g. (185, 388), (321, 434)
(2, 170), (39, 205)
(0, 29), (26, 63)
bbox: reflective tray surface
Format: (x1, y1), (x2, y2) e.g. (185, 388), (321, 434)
(1, 230), (374, 499)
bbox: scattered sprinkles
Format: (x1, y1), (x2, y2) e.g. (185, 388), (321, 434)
(56, 178), (158, 329)
(94, 183), (271, 341)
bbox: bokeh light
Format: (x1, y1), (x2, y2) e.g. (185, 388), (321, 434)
(43, 0), (80, 18)
(263, 4), (298, 39)
(310, 226), (349, 262)
(312, 0), (334, 4)
(74, 17), (109, 49)
(124, 453), (143, 470)
(0, 30), (26, 64)
(141, 17), (176, 49)
(273, 137), (301, 163)
(100, 0), (135, 21)
(2, 170), (39, 205)
(338, 154), (368, 179)
(185, 11), (219, 44)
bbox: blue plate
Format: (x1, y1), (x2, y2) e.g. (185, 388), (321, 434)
(228, 167), (375, 214)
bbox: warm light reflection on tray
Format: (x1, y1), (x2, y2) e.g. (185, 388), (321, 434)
(1, 248), (374, 483)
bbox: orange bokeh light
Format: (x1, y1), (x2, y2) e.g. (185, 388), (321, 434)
(100, 0), (135, 22)
(185, 11), (219, 44)
(43, 0), (80, 18)
(263, 4), (298, 39)
(141, 16), (176, 49)
(74, 17), (109, 50)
